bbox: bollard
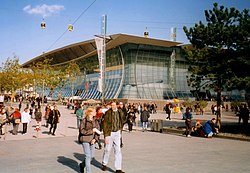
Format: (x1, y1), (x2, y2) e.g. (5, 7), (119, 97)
(159, 120), (163, 133)
(151, 120), (155, 131)
(155, 120), (159, 131)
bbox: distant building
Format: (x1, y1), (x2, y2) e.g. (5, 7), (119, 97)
(23, 34), (195, 100)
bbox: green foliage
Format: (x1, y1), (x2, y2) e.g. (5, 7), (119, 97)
(198, 100), (208, 109)
(0, 56), (23, 93)
(183, 3), (250, 92)
(230, 101), (241, 109)
(182, 99), (195, 110)
(0, 56), (83, 99)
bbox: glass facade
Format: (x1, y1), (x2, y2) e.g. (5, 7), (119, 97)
(25, 34), (246, 101)
(69, 42), (193, 100)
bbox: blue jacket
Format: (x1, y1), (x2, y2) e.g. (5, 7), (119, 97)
(203, 120), (216, 135)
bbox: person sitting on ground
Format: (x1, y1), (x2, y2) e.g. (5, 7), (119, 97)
(192, 120), (205, 137)
(203, 118), (218, 138)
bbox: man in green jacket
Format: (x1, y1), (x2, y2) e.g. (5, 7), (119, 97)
(102, 101), (125, 173)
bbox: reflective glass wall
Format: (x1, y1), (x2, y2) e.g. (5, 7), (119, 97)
(69, 43), (192, 100)
(119, 43), (192, 99)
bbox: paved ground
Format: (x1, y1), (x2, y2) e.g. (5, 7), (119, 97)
(1, 103), (250, 173)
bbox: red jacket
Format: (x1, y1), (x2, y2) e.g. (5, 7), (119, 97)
(12, 111), (21, 119)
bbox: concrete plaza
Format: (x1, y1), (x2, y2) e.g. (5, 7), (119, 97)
(0, 103), (250, 173)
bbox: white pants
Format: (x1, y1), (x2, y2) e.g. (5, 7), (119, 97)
(102, 130), (122, 170)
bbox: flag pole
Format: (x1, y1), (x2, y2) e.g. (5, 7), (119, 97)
(101, 15), (107, 104)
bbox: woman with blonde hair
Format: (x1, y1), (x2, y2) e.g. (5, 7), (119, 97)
(79, 107), (101, 173)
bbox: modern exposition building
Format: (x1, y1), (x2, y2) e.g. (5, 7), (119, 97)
(23, 34), (194, 101)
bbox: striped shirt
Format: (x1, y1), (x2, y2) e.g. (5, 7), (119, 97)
(112, 110), (120, 132)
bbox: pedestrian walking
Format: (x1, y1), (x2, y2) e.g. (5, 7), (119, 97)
(95, 106), (104, 150)
(76, 105), (84, 129)
(34, 107), (42, 130)
(140, 107), (150, 132)
(21, 108), (31, 134)
(0, 107), (7, 137)
(240, 104), (249, 133)
(79, 107), (101, 173)
(44, 105), (50, 127)
(102, 101), (125, 173)
(164, 104), (171, 120)
(118, 102), (127, 147)
(183, 107), (193, 137)
(48, 105), (60, 136)
(127, 107), (135, 132)
(10, 108), (21, 135)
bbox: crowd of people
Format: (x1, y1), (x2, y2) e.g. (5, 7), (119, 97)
(0, 99), (61, 139)
(1, 96), (249, 173)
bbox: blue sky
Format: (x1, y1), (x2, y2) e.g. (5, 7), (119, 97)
(1, 0), (249, 65)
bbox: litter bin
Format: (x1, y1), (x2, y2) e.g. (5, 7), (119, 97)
(151, 119), (163, 133)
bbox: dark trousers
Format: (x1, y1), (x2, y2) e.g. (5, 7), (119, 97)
(166, 111), (171, 119)
(49, 123), (57, 134)
(128, 123), (133, 132)
(185, 120), (192, 136)
(23, 123), (28, 134)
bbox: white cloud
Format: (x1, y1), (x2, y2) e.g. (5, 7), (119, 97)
(23, 4), (65, 18)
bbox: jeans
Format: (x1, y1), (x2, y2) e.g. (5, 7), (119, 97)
(102, 131), (122, 170)
(13, 123), (19, 135)
(142, 122), (148, 130)
(77, 118), (82, 129)
(82, 142), (95, 173)
(207, 131), (213, 137)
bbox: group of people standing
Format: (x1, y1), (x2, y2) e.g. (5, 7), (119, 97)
(0, 101), (61, 138)
(0, 106), (31, 136)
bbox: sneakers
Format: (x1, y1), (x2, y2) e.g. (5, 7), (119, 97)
(116, 170), (125, 173)
(187, 135), (191, 138)
(102, 164), (107, 171)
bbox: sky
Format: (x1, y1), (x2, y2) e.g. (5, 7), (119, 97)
(1, 0), (249, 65)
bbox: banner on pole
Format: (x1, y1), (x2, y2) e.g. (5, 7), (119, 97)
(95, 37), (104, 93)
(95, 37), (103, 63)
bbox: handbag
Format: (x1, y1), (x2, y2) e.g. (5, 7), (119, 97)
(15, 119), (21, 124)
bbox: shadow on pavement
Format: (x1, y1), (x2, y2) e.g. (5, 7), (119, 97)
(68, 126), (78, 129)
(220, 123), (250, 135)
(73, 152), (115, 172)
(57, 156), (79, 172)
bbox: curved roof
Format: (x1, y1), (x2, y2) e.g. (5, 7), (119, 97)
(22, 33), (182, 67)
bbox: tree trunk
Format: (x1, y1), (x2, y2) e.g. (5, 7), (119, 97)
(216, 78), (222, 129)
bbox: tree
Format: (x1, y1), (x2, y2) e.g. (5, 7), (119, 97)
(28, 58), (65, 102)
(183, 3), (250, 128)
(0, 56), (34, 105)
(63, 61), (82, 102)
